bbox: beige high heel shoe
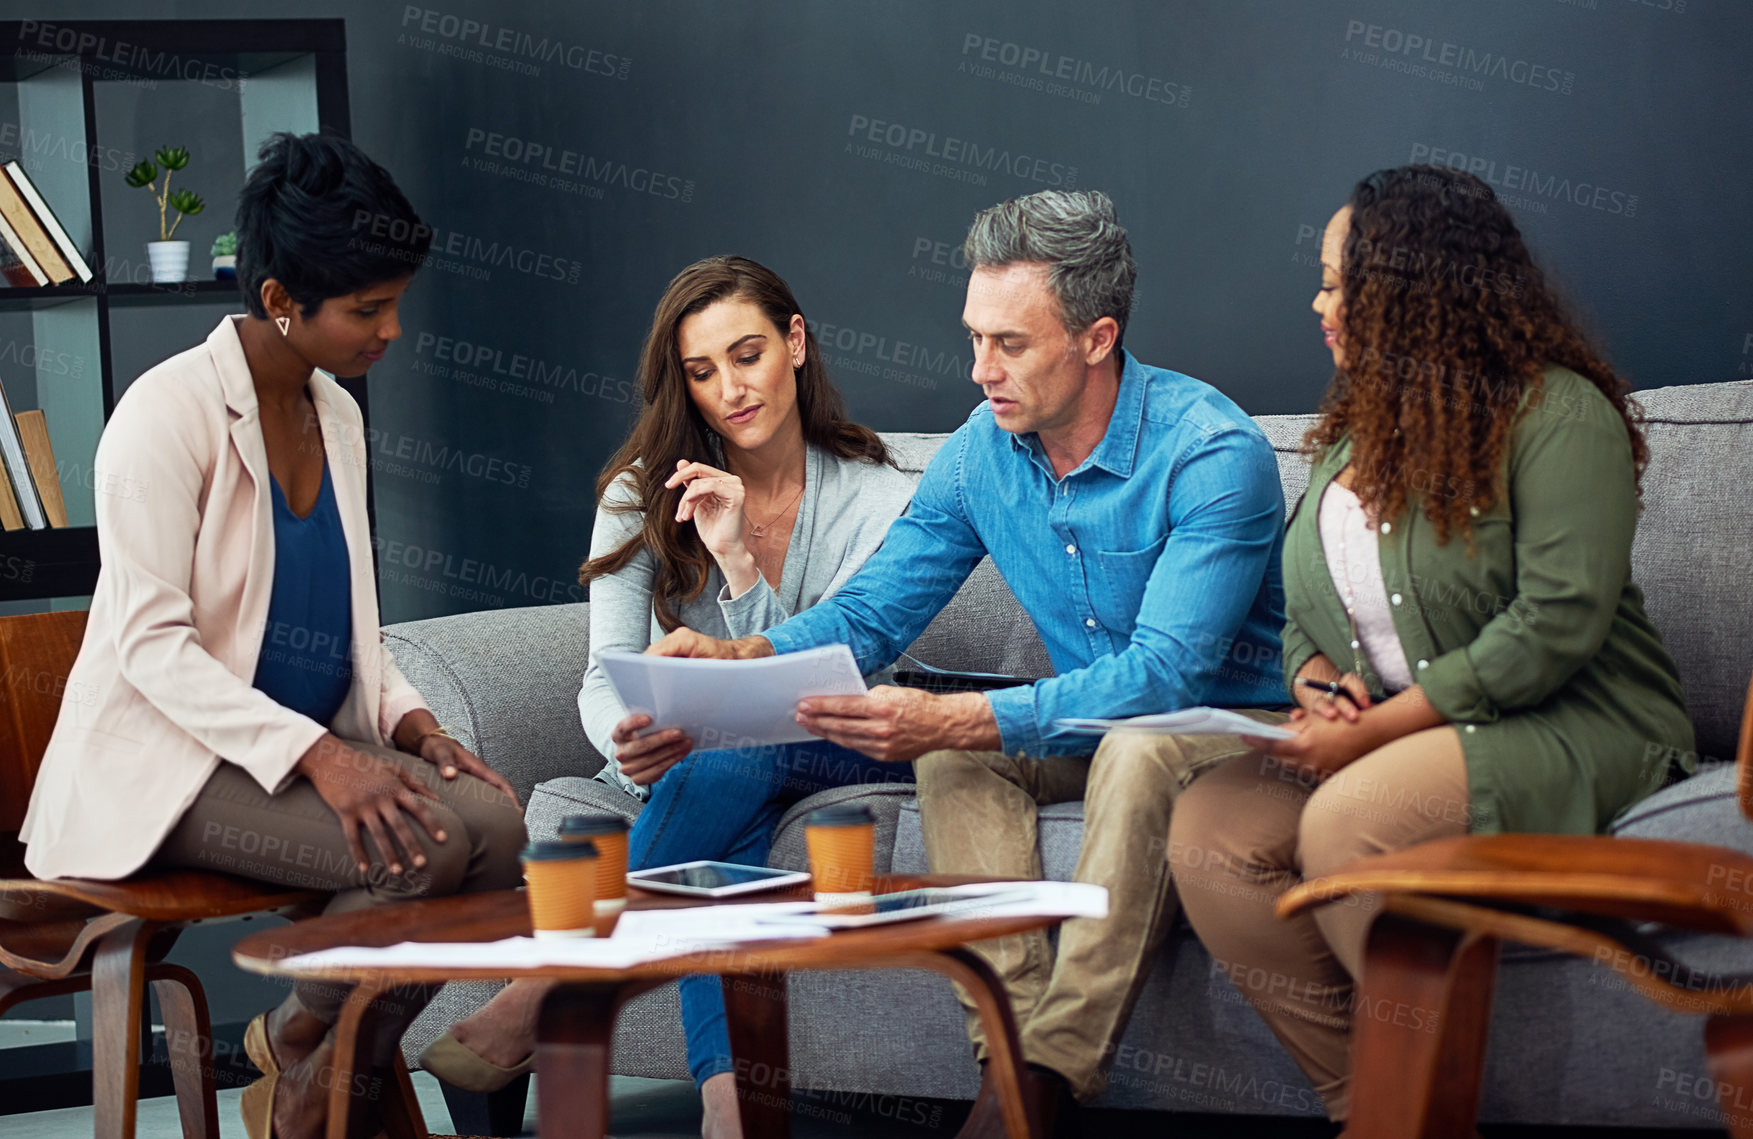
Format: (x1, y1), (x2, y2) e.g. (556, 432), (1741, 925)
(418, 1029), (535, 1092)
(240, 1012), (279, 1139)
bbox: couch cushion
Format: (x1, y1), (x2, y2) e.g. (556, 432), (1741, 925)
(1611, 763), (1746, 848)
(771, 783), (918, 873)
(1627, 381), (1753, 764)
(384, 602), (605, 803)
(526, 775), (643, 842)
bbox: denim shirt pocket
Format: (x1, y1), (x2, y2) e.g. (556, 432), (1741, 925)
(1093, 534), (1169, 638)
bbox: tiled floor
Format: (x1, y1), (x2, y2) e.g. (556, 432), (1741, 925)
(1, 1072), (1350, 1138)
(0, 1056), (1713, 1138)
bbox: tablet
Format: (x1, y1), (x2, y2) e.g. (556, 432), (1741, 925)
(758, 886), (1038, 929)
(894, 669), (1036, 694)
(626, 860), (812, 898)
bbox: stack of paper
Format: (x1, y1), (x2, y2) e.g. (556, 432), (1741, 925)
(597, 644), (866, 747)
(1055, 707), (1296, 740)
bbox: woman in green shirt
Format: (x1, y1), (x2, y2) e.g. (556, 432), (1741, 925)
(1166, 164), (1693, 1122)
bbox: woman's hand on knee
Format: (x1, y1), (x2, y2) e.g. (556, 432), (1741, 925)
(296, 735), (449, 877)
(611, 712), (692, 786)
(416, 734), (519, 806)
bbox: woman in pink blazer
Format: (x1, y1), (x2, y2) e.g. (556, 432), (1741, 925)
(21, 132), (526, 1139)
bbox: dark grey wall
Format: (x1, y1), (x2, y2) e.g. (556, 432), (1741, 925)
(2, 0), (1746, 1040)
(21, 0), (1753, 635)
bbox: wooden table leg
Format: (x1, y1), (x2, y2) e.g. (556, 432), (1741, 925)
(1347, 913), (1499, 1139)
(1706, 1015), (1753, 1137)
(326, 979), (385, 1139)
(724, 971), (792, 1138)
(382, 1054), (430, 1139)
(535, 981), (626, 1139)
(927, 948), (1035, 1139)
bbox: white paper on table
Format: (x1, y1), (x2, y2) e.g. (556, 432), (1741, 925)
(744, 881), (1111, 934)
(277, 936), (680, 974)
(1054, 707), (1296, 740)
(275, 908), (831, 976)
(598, 644), (867, 748)
(931, 880), (1110, 920)
(608, 903), (825, 955)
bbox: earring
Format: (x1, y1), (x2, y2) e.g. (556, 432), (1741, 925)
(275, 316), (290, 336)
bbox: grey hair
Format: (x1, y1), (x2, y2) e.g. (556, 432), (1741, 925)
(962, 189), (1136, 350)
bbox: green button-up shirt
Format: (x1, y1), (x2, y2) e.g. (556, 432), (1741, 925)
(1281, 367), (1693, 835)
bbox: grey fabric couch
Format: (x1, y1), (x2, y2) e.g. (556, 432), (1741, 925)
(397, 379), (1753, 1128)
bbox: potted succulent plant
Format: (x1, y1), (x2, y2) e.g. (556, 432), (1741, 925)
(211, 231), (237, 279)
(124, 146), (205, 283)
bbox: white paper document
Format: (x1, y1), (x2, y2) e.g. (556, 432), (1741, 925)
(598, 644), (867, 748)
(276, 904), (830, 975)
(1054, 707), (1296, 740)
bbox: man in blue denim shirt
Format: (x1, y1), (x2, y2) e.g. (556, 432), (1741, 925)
(653, 190), (1286, 1135)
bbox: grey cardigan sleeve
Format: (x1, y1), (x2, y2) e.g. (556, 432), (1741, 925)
(577, 475), (655, 773)
(716, 576), (791, 640)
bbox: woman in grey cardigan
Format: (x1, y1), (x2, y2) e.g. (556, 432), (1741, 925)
(423, 256), (914, 1138)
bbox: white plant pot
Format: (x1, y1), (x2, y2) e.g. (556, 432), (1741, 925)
(212, 253), (236, 279)
(147, 240), (190, 284)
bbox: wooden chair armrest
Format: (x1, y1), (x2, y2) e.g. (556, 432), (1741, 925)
(1277, 834), (1753, 935)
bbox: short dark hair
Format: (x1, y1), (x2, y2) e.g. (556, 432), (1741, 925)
(234, 131), (431, 319)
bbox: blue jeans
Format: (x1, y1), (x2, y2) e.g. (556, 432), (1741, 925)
(626, 739), (913, 1087)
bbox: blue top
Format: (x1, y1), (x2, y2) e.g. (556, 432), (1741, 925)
(764, 352), (1288, 757)
(252, 461), (354, 726)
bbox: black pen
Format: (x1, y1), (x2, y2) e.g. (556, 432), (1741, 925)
(1295, 677), (1346, 697)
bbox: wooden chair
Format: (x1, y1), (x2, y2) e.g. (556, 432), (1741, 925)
(1278, 673), (1753, 1139)
(0, 609), (336, 1139)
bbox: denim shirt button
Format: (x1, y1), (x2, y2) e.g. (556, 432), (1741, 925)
(1065, 544), (1077, 555)
(1084, 618), (1097, 628)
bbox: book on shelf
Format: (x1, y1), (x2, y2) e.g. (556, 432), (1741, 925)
(0, 167), (73, 285)
(0, 209), (47, 287)
(0, 450), (20, 530)
(4, 163), (92, 284)
(14, 411), (66, 527)
(0, 377), (46, 530)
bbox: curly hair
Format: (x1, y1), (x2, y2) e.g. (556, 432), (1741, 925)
(577, 256), (891, 631)
(1306, 164), (1647, 544)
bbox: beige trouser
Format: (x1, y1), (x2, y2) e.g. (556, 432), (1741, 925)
(1166, 726), (1471, 1121)
(915, 713), (1288, 1101)
(151, 741), (527, 1026)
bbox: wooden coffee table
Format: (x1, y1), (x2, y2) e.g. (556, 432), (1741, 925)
(233, 874), (1064, 1139)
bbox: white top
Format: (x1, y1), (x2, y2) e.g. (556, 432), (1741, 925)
(1317, 481), (1415, 693)
(578, 442), (915, 798)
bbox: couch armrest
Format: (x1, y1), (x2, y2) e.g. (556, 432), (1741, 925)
(383, 602), (604, 804)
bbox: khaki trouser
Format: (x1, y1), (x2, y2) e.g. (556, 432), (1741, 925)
(915, 712), (1288, 1101)
(1166, 726), (1470, 1121)
(151, 740), (527, 1026)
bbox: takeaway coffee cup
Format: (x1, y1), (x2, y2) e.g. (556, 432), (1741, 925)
(804, 803), (876, 904)
(521, 840), (598, 938)
(558, 813), (631, 915)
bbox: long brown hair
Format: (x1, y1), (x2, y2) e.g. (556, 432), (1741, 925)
(1306, 164), (1647, 544)
(578, 255), (891, 630)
